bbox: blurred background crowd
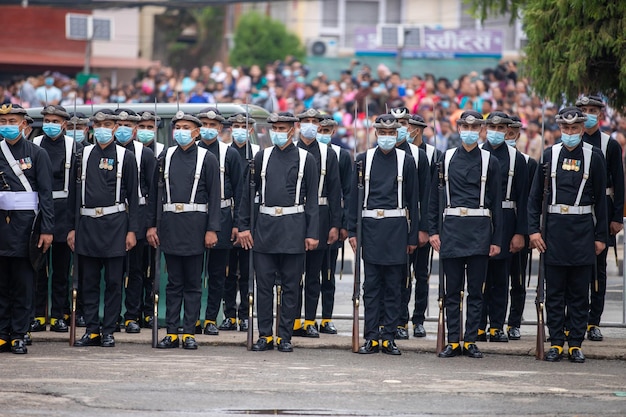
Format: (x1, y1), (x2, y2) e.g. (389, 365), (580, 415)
(5, 57), (626, 161)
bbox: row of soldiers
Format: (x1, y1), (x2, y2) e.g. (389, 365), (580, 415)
(0, 95), (621, 360)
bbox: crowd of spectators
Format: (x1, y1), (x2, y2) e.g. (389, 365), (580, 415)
(3, 57), (626, 161)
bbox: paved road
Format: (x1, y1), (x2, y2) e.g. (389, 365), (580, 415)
(3, 343), (626, 417)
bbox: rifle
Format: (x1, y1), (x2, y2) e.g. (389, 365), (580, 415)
(352, 159), (364, 353)
(246, 111), (256, 350)
(152, 157), (164, 348)
(69, 100), (80, 347)
(339, 245), (344, 280)
(435, 103), (446, 355)
(276, 274), (282, 338)
(535, 101), (548, 360)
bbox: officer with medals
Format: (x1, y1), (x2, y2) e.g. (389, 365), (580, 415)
(349, 114), (419, 356)
(293, 109), (341, 338)
(406, 113), (441, 338)
(238, 112), (319, 353)
(135, 110), (161, 328)
(68, 109), (139, 348)
(113, 108), (156, 334)
(223, 113), (259, 332)
(317, 114), (352, 335)
(576, 95), (624, 342)
(66, 112), (91, 145)
(529, 107), (607, 363)
(30, 105), (81, 335)
(0, 104), (54, 354)
(478, 112), (528, 343)
(389, 107), (430, 340)
(146, 111), (221, 350)
(430, 110), (502, 359)
(505, 114), (538, 340)
(194, 107), (243, 335)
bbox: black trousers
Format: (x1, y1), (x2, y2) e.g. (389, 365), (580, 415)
(589, 248), (607, 326)
(480, 258), (510, 331)
(163, 253), (203, 335)
(203, 248), (230, 322)
(254, 252), (304, 341)
(320, 248), (339, 319)
(296, 250), (324, 322)
(124, 239), (147, 321)
(81, 255), (124, 335)
(442, 256), (488, 343)
(0, 256), (34, 340)
(141, 244), (155, 319)
(545, 264), (591, 348)
(411, 244), (431, 325)
(34, 242), (71, 320)
(224, 247), (250, 320)
(507, 248), (529, 328)
(363, 262), (402, 342)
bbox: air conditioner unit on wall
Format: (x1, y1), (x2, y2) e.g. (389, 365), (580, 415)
(376, 24), (423, 49)
(307, 37), (339, 57)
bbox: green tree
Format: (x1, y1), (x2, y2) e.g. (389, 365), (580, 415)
(466, 0), (626, 108)
(229, 12), (306, 67)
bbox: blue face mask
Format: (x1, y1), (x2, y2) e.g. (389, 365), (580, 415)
(173, 129), (194, 146)
(360, 81), (370, 88)
(460, 130), (480, 145)
(258, 90), (269, 99)
(505, 139), (517, 147)
(67, 129), (85, 143)
(270, 130), (290, 147)
(584, 113), (598, 129)
(42, 123), (63, 138)
(397, 126), (408, 142)
(561, 132), (581, 148)
(115, 126), (134, 144)
(300, 123), (318, 139)
(337, 127), (347, 136)
(136, 129), (155, 144)
(94, 127), (113, 144)
(486, 129), (506, 146)
(200, 127), (219, 141)
(0, 124), (21, 140)
(231, 128), (248, 144)
(316, 133), (332, 145)
(377, 135), (397, 151)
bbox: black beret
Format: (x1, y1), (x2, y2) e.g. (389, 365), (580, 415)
(485, 111), (513, 125)
(373, 114), (401, 129)
(41, 104), (70, 120)
(575, 95), (605, 108)
(457, 110), (484, 126)
(408, 114), (428, 127)
(556, 106), (587, 124)
(114, 108), (141, 122)
(389, 107), (411, 120)
(267, 112), (299, 123)
(172, 110), (202, 127)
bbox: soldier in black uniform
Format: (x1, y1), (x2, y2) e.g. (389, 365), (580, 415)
(136, 110), (161, 328)
(30, 105), (80, 334)
(576, 95), (624, 342)
(293, 109), (341, 338)
(147, 111), (220, 350)
(0, 104), (54, 354)
(406, 113), (441, 338)
(68, 109), (139, 348)
(113, 108), (156, 333)
(430, 110), (502, 359)
(238, 112), (319, 353)
(194, 108), (243, 335)
(505, 114), (537, 340)
(224, 113), (259, 332)
(317, 115), (352, 334)
(478, 112), (528, 343)
(66, 112), (91, 145)
(529, 107), (607, 363)
(348, 114), (419, 356)
(389, 107), (430, 340)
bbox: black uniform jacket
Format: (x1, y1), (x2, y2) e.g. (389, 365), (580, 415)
(147, 144), (221, 257)
(68, 142), (139, 258)
(38, 134), (82, 242)
(482, 142), (529, 259)
(428, 145), (503, 259)
(583, 129), (624, 245)
(118, 140), (156, 240)
(297, 139), (342, 251)
(0, 137), (54, 257)
(398, 141), (431, 232)
(239, 142), (319, 254)
(348, 147), (419, 266)
(528, 143), (608, 266)
(331, 145), (352, 250)
(199, 139), (243, 250)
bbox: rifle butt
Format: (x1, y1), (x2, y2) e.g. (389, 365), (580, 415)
(152, 293), (159, 348)
(351, 300), (360, 353)
(247, 294), (254, 350)
(69, 289), (77, 346)
(275, 284), (282, 336)
(436, 299), (446, 355)
(535, 302), (545, 360)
